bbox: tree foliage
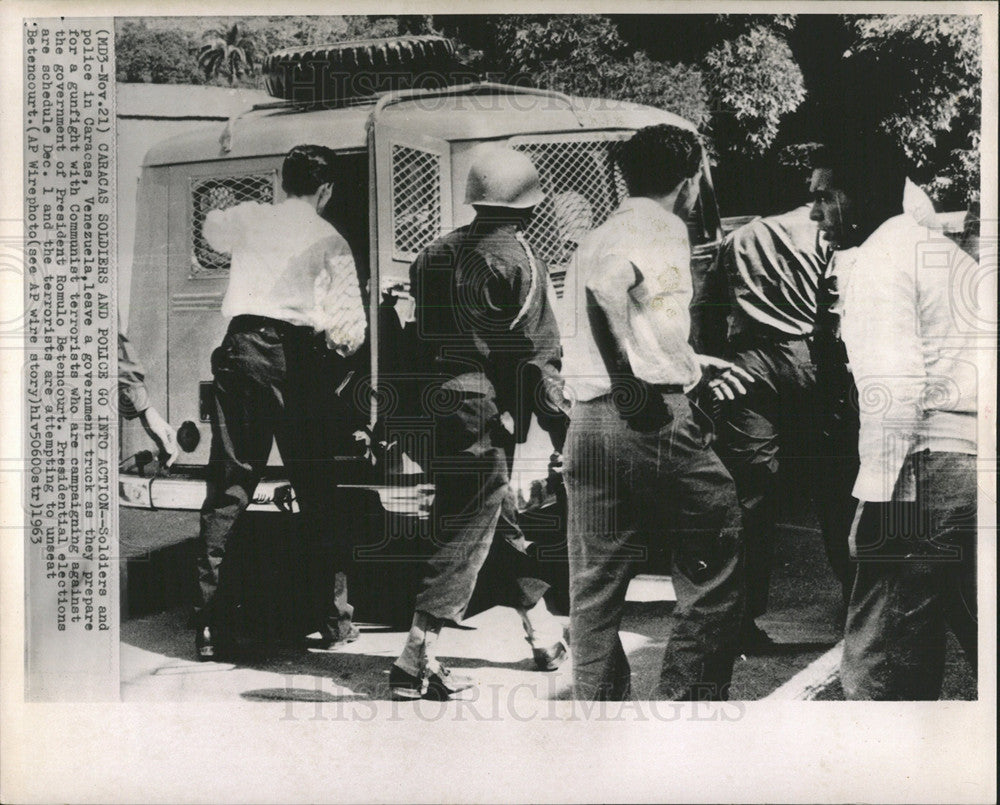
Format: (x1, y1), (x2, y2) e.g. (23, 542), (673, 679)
(540, 54), (710, 131)
(115, 13), (983, 207)
(843, 14), (981, 204)
(436, 15), (712, 130)
(703, 26), (806, 156)
(115, 21), (202, 84)
(197, 23), (260, 85)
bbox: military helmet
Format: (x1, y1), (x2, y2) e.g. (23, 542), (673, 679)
(464, 145), (545, 209)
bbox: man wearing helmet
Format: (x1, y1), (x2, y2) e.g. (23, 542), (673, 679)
(389, 145), (569, 700)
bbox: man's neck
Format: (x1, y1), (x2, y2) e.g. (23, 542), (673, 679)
(287, 192), (320, 212)
(634, 187), (684, 217)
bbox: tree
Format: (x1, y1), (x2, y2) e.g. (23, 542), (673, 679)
(540, 53), (709, 130)
(344, 15), (404, 40)
(115, 21), (202, 84)
(703, 25), (807, 156)
(197, 23), (260, 85)
(434, 15), (711, 129)
(843, 14), (982, 205)
(114, 14), (980, 208)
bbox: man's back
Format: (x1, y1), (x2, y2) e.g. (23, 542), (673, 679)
(410, 221), (561, 434)
(204, 197), (353, 327)
(562, 196), (701, 402)
(841, 212), (979, 503)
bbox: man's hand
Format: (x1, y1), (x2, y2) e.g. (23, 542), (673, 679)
(697, 355), (755, 401)
(353, 428), (374, 465)
(140, 406), (179, 467)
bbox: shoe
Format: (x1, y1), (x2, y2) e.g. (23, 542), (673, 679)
(530, 638), (568, 671)
(309, 623), (360, 651)
(739, 622), (778, 654)
(388, 664), (425, 700)
(388, 663), (476, 701)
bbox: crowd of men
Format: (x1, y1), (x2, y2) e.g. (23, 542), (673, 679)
(123, 126), (981, 702)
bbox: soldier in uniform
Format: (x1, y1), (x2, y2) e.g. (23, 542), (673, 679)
(389, 146), (569, 700)
(118, 331), (179, 466)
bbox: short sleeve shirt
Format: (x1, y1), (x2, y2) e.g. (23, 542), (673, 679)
(561, 196), (701, 402)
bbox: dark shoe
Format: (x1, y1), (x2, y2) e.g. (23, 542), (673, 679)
(388, 664), (425, 700)
(531, 639), (568, 672)
(739, 622), (778, 654)
(308, 623), (360, 651)
(388, 663), (476, 701)
(425, 665), (477, 700)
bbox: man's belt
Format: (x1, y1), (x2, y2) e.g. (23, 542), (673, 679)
(730, 328), (814, 346)
(228, 314), (305, 336)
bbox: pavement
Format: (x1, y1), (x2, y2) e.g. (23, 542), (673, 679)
(122, 577), (668, 703)
(120, 500), (976, 704)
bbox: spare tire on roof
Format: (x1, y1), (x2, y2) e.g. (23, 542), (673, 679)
(262, 36), (470, 105)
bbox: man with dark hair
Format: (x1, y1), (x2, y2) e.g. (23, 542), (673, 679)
(810, 134), (980, 699)
(613, 123), (703, 199)
(705, 158), (856, 650)
(562, 124), (751, 700)
(193, 144), (368, 660)
(388, 145), (570, 700)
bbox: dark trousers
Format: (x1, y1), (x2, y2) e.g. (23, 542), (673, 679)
(717, 337), (856, 622)
(842, 451), (978, 700)
(196, 315), (355, 640)
(413, 382), (549, 623)
(565, 393), (743, 701)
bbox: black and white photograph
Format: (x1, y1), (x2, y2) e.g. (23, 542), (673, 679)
(1, 3), (996, 803)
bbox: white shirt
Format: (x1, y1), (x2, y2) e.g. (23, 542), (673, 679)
(204, 198), (366, 354)
(903, 177), (939, 229)
(561, 196), (701, 402)
(825, 178), (938, 322)
(840, 213), (980, 502)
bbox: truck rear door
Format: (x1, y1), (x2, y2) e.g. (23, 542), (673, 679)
(166, 158), (282, 467)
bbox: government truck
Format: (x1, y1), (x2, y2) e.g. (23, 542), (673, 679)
(118, 36), (723, 622)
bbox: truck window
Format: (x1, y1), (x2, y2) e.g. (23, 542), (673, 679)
(391, 144), (443, 261)
(512, 138), (627, 299)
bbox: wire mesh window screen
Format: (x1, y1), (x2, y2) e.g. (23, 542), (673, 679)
(392, 144), (442, 260)
(191, 172), (276, 277)
(512, 137), (629, 298)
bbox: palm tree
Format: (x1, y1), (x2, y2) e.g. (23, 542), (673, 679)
(198, 22), (258, 85)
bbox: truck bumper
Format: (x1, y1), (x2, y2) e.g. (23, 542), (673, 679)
(118, 472), (433, 518)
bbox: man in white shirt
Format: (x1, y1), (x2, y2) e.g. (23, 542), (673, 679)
(562, 125), (753, 700)
(194, 145), (368, 661)
(810, 136), (980, 699)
